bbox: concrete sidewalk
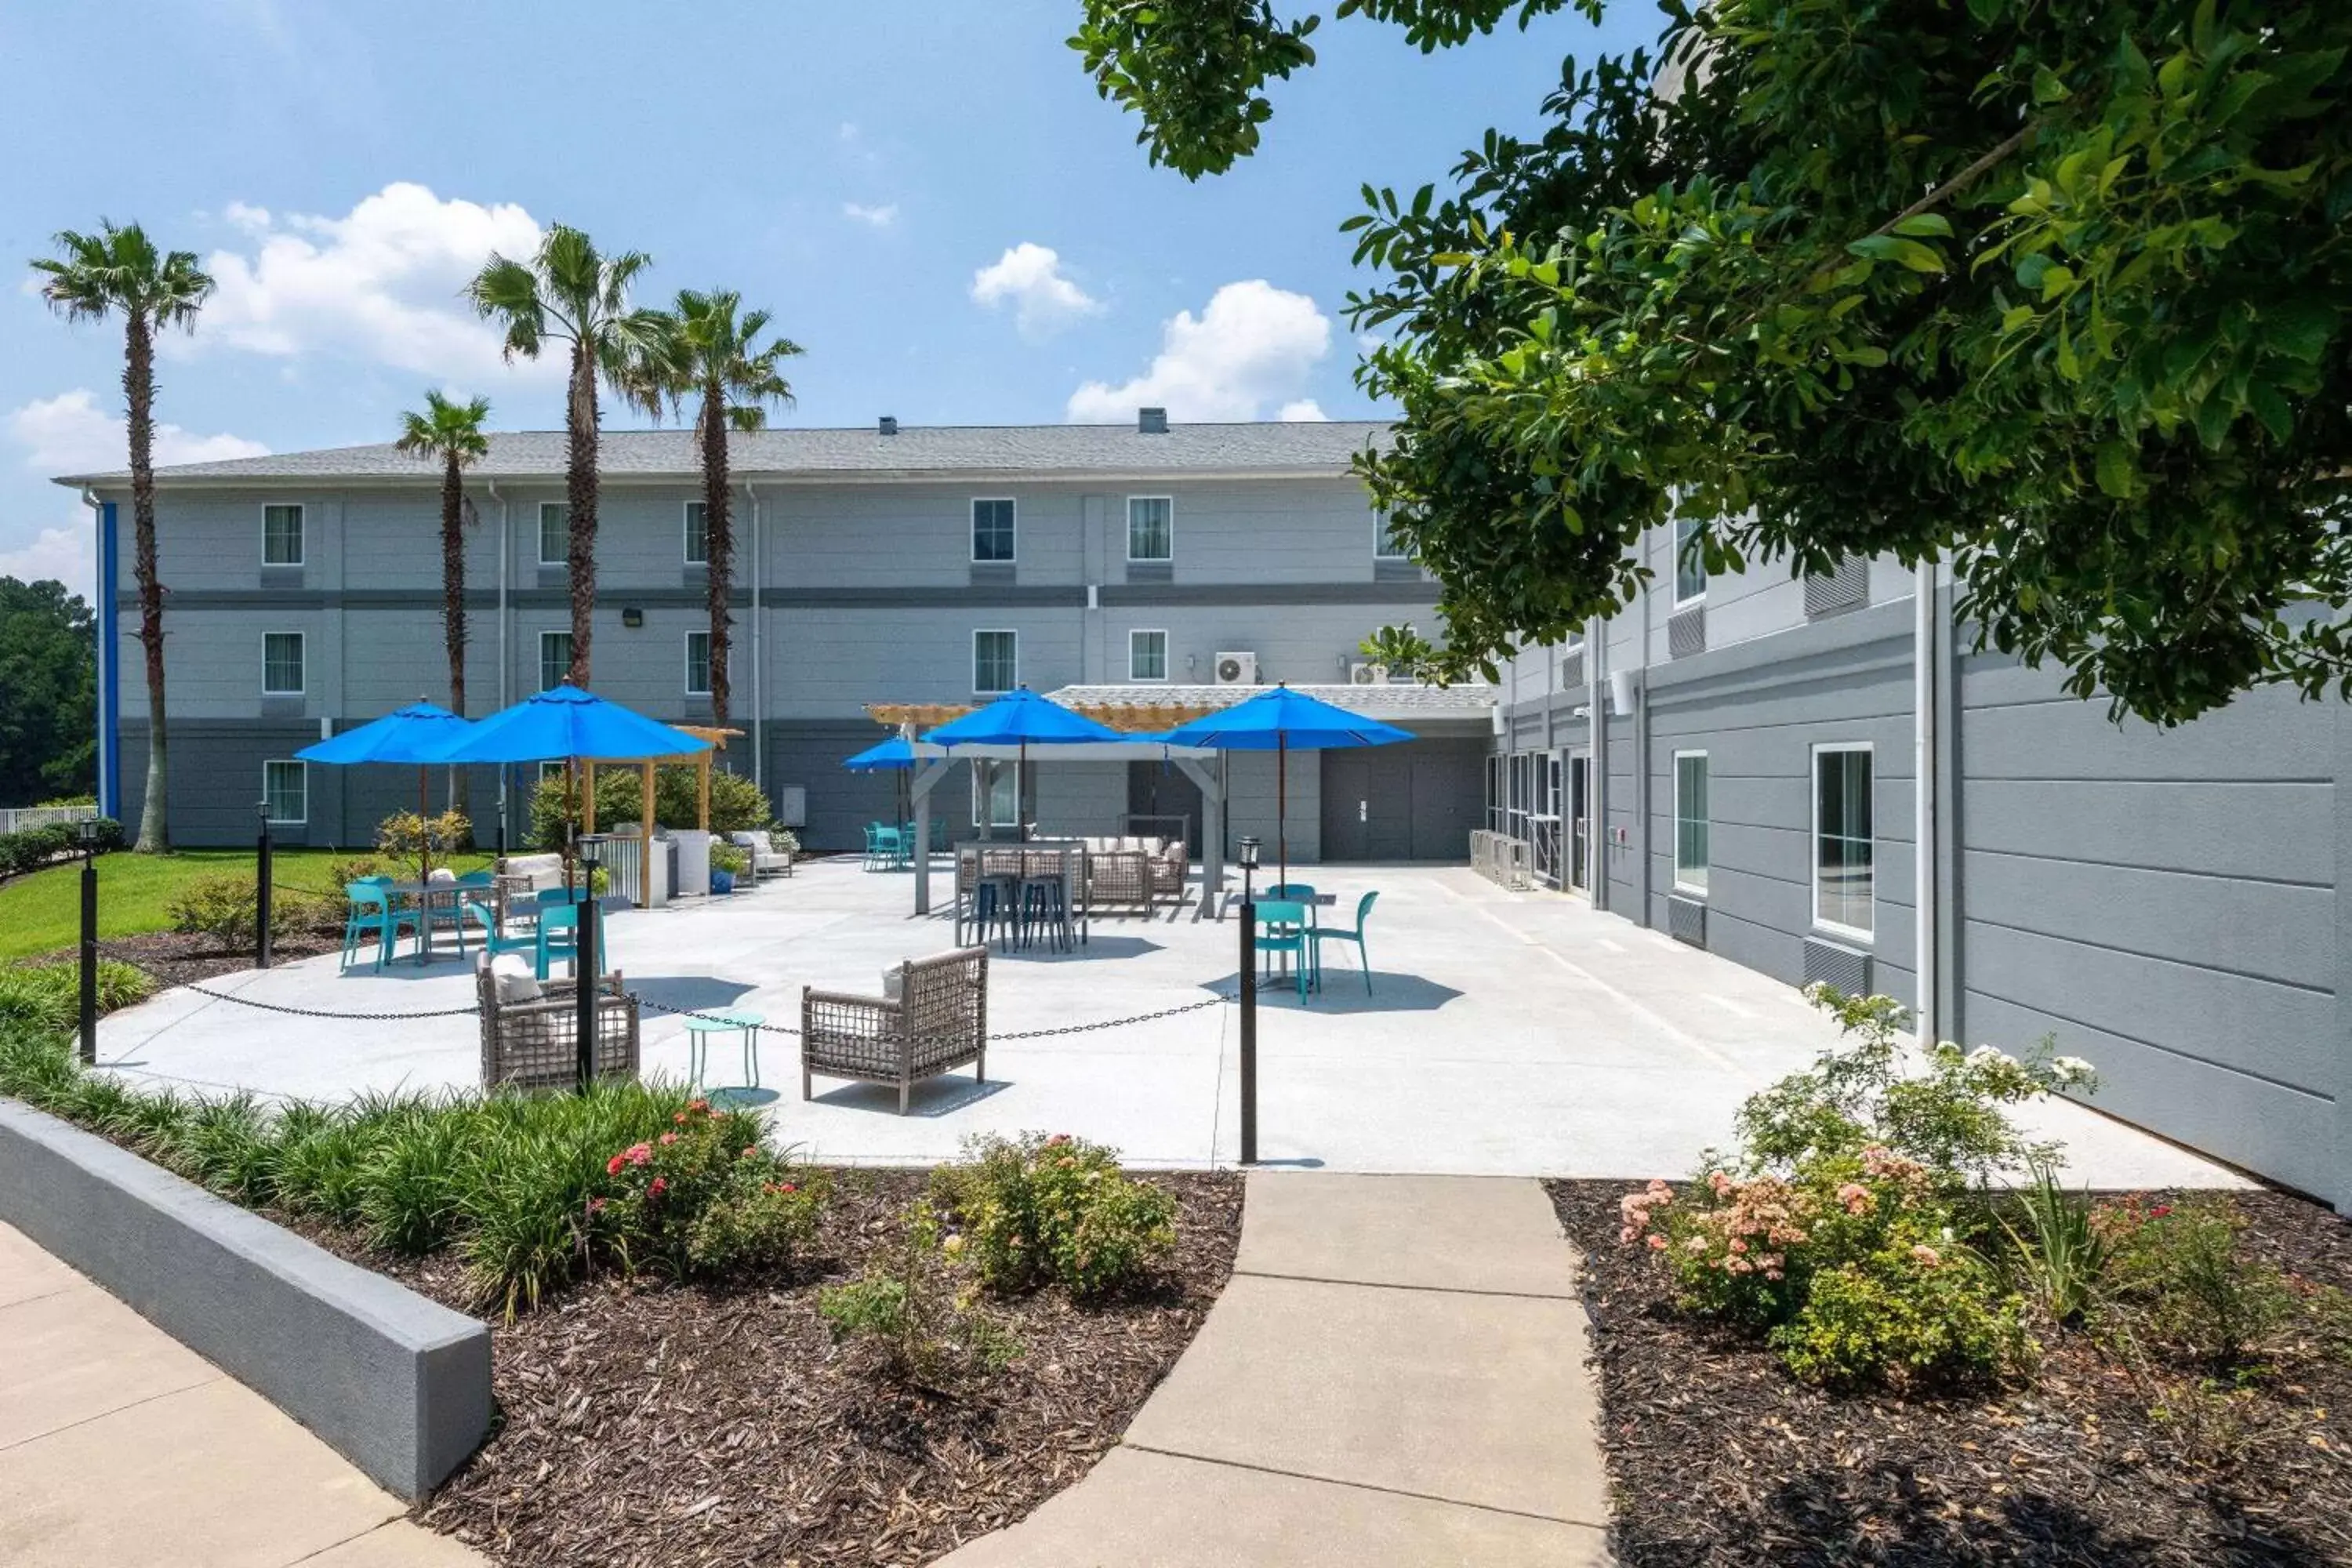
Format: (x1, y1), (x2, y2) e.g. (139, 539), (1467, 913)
(0, 1219), (482, 1568)
(942, 1173), (1613, 1567)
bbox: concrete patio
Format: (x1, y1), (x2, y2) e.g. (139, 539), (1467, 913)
(93, 858), (2244, 1185)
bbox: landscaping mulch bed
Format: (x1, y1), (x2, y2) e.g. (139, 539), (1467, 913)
(302, 1167), (1243, 1568)
(37, 928), (344, 989)
(1551, 1179), (2352, 1567)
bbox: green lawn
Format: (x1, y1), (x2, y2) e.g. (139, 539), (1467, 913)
(0, 848), (496, 963)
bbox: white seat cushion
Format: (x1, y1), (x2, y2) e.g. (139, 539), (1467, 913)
(488, 953), (541, 1004)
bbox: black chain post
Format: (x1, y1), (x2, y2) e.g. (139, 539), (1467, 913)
(255, 800), (274, 971)
(575, 848), (600, 1093)
(1239, 895), (1258, 1166)
(78, 824), (100, 1065)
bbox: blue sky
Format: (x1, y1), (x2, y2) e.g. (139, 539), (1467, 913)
(0, 0), (1657, 595)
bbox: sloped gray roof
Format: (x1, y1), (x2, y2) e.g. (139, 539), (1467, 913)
(57, 419), (1394, 487)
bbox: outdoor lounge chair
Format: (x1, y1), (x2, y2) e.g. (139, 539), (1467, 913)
(728, 829), (795, 882)
(474, 955), (640, 1091)
(800, 946), (988, 1113)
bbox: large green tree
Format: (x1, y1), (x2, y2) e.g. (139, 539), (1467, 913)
(394, 390), (492, 812)
(634, 290), (801, 728)
(31, 221), (214, 845)
(466, 226), (668, 687)
(1074, 0), (2352, 726)
(0, 577), (96, 806)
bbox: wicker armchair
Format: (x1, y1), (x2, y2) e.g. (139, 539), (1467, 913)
(1086, 849), (1156, 915)
(801, 946), (988, 1113)
(475, 961), (641, 1091)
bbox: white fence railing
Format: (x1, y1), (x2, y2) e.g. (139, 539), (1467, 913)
(1468, 829), (1531, 891)
(0, 804), (97, 837)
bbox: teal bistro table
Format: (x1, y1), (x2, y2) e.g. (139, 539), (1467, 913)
(684, 1009), (766, 1092)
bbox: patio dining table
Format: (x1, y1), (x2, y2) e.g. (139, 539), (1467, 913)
(383, 880), (468, 964)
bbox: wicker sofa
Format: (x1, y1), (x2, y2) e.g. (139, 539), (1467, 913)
(1075, 834), (1186, 904)
(801, 946), (988, 1113)
(474, 957), (641, 1091)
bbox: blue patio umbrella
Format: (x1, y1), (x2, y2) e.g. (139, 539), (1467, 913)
(923, 688), (1123, 840)
(296, 700), (477, 873)
(843, 735), (916, 771)
(436, 684), (713, 766)
(1157, 684), (1412, 887)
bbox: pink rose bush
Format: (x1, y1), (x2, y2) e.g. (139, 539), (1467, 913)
(596, 1098), (827, 1278)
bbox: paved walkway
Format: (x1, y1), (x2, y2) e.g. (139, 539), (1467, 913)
(0, 1219), (482, 1568)
(942, 1172), (1613, 1566)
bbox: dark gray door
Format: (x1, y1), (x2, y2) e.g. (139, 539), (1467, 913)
(1320, 750), (1372, 861)
(1126, 759), (1202, 853)
(1320, 739), (1486, 861)
(1406, 739), (1485, 862)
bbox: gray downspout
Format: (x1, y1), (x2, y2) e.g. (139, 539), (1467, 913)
(1914, 559), (1938, 1048)
(1635, 528), (1656, 925)
(80, 488), (108, 816)
(1589, 615), (1607, 914)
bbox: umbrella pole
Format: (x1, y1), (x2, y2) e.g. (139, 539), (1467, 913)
(1277, 734), (1287, 890)
(1019, 742), (1028, 843)
(416, 765), (430, 883)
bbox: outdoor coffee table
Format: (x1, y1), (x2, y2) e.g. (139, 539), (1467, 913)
(684, 1008), (765, 1093)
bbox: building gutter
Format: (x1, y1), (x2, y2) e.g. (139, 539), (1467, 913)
(83, 488), (118, 820)
(745, 480), (764, 793)
(1914, 559), (1939, 1047)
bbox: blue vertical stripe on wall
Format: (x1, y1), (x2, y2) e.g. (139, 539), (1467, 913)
(98, 501), (120, 820)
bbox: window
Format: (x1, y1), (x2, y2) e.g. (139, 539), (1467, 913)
(1673, 517), (1708, 606)
(685, 630), (713, 695)
(1127, 496), (1173, 561)
(261, 632), (304, 695)
(1129, 629), (1168, 682)
(972, 629), (1018, 694)
(1673, 751), (1710, 895)
(684, 501), (709, 565)
(1374, 511), (1410, 561)
(537, 760), (567, 787)
(971, 499), (1016, 563)
(261, 504), (304, 566)
(972, 760), (1020, 829)
(538, 503), (570, 567)
(262, 760), (307, 825)
(1813, 744), (1874, 938)
(539, 630), (574, 691)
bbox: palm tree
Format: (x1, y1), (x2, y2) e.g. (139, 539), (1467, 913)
(394, 390), (492, 814)
(643, 290), (801, 728)
(31, 222), (214, 852)
(465, 225), (666, 686)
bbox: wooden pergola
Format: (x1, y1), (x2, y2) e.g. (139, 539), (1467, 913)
(575, 724), (742, 901)
(863, 699), (1225, 733)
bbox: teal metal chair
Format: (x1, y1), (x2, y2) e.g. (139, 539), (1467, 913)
(1252, 899), (1316, 1003)
(535, 902), (583, 982)
(340, 882), (416, 972)
(1309, 891), (1380, 995)
(461, 893), (533, 964)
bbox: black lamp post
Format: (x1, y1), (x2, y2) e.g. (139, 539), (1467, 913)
(1235, 835), (1260, 1165)
(573, 840), (601, 1093)
(255, 798), (274, 971)
(76, 818), (103, 1065)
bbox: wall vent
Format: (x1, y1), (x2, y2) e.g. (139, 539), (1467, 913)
(1667, 895), (1707, 948)
(1802, 936), (1871, 997)
(1558, 648), (1585, 690)
(1668, 604), (1707, 659)
(877, 416), (898, 436)
(1804, 555), (1868, 619)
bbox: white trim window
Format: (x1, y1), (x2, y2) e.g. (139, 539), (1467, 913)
(1673, 517), (1708, 606)
(1129, 628), (1169, 682)
(539, 630), (574, 691)
(1126, 495), (1173, 561)
(537, 760), (567, 787)
(684, 500), (710, 565)
(685, 630), (714, 696)
(972, 629), (1018, 694)
(1672, 750), (1710, 895)
(1374, 510), (1410, 561)
(538, 502), (570, 567)
(261, 631), (305, 695)
(1812, 743), (1874, 939)
(261, 503), (304, 567)
(972, 760), (1020, 829)
(971, 498), (1016, 563)
(262, 760), (307, 825)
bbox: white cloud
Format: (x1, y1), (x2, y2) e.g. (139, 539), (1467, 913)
(192, 182), (552, 382)
(971, 243), (1103, 340)
(8, 390), (269, 476)
(1066, 280), (1331, 423)
(0, 524), (92, 597)
(843, 201), (898, 229)
(1277, 399), (1329, 422)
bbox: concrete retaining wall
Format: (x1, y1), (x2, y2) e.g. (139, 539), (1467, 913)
(0, 1097), (492, 1499)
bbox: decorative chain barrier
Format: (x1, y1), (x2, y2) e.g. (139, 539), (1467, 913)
(176, 981), (482, 1022)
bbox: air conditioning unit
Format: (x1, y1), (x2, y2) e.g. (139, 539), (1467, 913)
(1348, 662), (1388, 685)
(1214, 651), (1258, 686)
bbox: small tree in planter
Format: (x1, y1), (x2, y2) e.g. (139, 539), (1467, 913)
(707, 840), (749, 893)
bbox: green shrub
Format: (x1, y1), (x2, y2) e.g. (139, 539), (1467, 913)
(375, 809), (473, 873)
(593, 1097), (826, 1279)
(1773, 1235), (2028, 1390)
(933, 1131), (1177, 1298)
(0, 960), (152, 1033)
(818, 1200), (1019, 1391)
(360, 1103), (477, 1255)
(165, 1094), (279, 1203)
(325, 855), (384, 889)
(707, 840), (750, 876)
(165, 874), (332, 946)
(2000, 1159), (2109, 1327)
(0, 817), (121, 877)
(2099, 1196), (2296, 1367)
(528, 764), (772, 851)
